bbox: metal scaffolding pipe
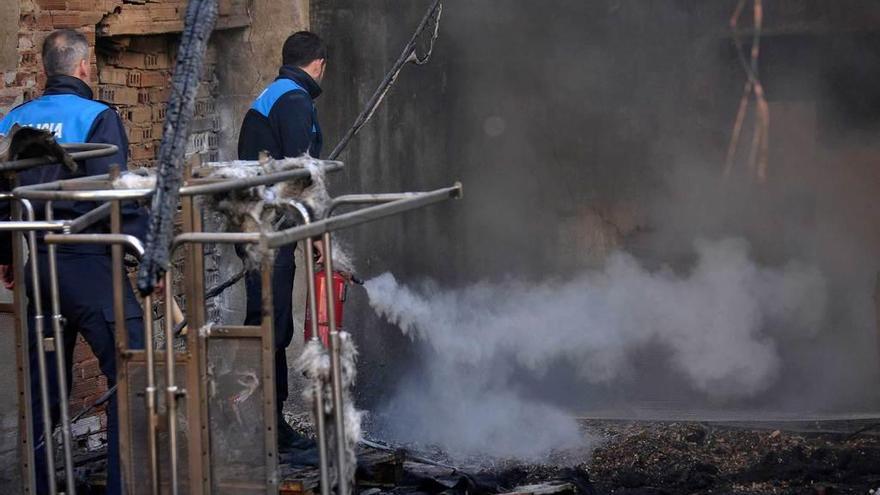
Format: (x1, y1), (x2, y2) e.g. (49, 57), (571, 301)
(288, 201), (331, 495)
(43, 203), (76, 494)
(323, 232), (349, 495)
(43, 234), (145, 257)
(142, 294), (160, 495)
(0, 220), (65, 232)
(66, 203), (112, 234)
(0, 143), (118, 173)
(267, 184), (462, 249)
(179, 161), (343, 197)
(16, 198), (57, 495)
(164, 270), (180, 495)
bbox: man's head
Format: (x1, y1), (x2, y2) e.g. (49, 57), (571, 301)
(42, 29), (90, 82)
(282, 31), (327, 83)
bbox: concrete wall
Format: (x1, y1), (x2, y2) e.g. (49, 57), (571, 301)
(0, 0), (18, 71)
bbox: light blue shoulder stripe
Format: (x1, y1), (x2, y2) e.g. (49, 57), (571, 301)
(0, 94), (108, 143)
(251, 79), (307, 118)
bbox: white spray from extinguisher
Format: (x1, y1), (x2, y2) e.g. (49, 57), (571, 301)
(363, 238), (827, 460)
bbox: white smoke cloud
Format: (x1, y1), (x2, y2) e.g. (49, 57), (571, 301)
(364, 238), (827, 459)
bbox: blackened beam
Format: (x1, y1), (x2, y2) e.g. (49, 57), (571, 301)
(139, 0), (219, 299)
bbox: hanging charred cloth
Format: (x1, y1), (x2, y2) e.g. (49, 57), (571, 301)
(137, 0), (218, 296)
(0, 124), (76, 171)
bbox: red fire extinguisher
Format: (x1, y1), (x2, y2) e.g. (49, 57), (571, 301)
(304, 270), (363, 347)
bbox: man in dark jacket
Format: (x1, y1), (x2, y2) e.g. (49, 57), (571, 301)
(0, 29), (147, 495)
(238, 31), (326, 451)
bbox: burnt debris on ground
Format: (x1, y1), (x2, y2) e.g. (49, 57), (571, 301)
(72, 418), (880, 494)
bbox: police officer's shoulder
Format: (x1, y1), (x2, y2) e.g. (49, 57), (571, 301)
(275, 89), (313, 109)
(2, 96), (39, 116)
(92, 98), (119, 113)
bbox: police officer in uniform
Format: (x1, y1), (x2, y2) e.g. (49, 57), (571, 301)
(0, 29), (148, 495)
(238, 31), (326, 451)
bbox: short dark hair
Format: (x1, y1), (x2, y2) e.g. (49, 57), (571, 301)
(42, 29), (89, 77)
(282, 31), (327, 68)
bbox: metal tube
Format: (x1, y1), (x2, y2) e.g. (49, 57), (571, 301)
(288, 202), (331, 495)
(164, 270), (180, 495)
(327, 193), (430, 217)
(21, 200), (58, 495)
(66, 202), (112, 234)
(0, 143), (118, 173)
(0, 220), (65, 232)
(143, 294), (160, 495)
(323, 232), (348, 495)
(44, 203), (76, 494)
(179, 162), (343, 197)
(15, 187), (152, 202)
(43, 234), (145, 257)
(172, 232), (260, 251)
(13, 161), (343, 202)
(267, 184), (462, 249)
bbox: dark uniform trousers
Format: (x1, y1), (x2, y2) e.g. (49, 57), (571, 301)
(0, 74), (146, 495)
(26, 251), (144, 495)
(239, 66), (323, 424)
(244, 245), (296, 420)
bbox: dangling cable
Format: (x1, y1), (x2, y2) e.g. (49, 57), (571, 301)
(328, 0), (443, 160)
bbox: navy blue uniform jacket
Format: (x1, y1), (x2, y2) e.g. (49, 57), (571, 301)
(0, 75), (148, 263)
(238, 65), (323, 160)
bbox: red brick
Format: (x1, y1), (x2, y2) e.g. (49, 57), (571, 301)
(124, 105), (151, 125)
(128, 36), (168, 54)
(50, 12), (83, 29)
(20, 51), (38, 67)
(98, 85), (139, 106)
(78, 357), (101, 380)
(71, 377), (100, 398)
(151, 104), (166, 122)
(136, 71), (167, 88)
(148, 87), (169, 104)
(35, 0), (66, 9)
(109, 51), (171, 70)
(72, 338), (96, 362)
(20, 13), (37, 30)
(15, 71), (37, 88)
(130, 143), (155, 161)
(35, 13), (54, 30)
(99, 67), (128, 85)
(149, 4), (183, 21)
(67, 0), (98, 10)
(126, 70), (141, 86)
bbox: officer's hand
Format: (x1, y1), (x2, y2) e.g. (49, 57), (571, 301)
(0, 264), (14, 290)
(313, 239), (325, 265)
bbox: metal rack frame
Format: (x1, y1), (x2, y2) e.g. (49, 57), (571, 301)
(5, 148), (462, 494)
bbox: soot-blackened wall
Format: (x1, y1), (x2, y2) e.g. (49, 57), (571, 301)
(314, 0), (880, 414)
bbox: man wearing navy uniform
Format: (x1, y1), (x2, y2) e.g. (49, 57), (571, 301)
(238, 31), (326, 451)
(0, 29), (147, 495)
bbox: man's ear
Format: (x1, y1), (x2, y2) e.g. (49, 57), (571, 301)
(79, 58), (90, 82)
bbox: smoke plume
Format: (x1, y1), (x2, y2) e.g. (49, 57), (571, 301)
(364, 238), (827, 459)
